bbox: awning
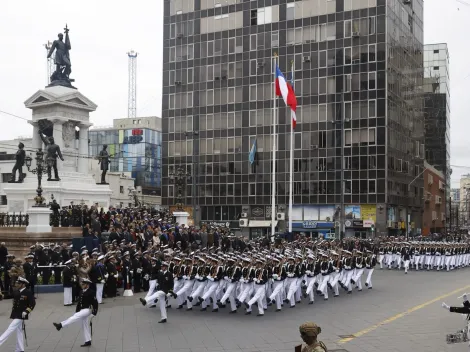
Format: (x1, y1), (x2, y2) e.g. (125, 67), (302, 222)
(249, 220), (278, 228)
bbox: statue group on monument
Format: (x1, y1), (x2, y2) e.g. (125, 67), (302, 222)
(39, 130), (64, 181)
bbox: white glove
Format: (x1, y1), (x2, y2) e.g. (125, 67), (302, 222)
(195, 274), (200, 280)
(209, 277), (214, 282)
(305, 270), (311, 275)
(183, 275), (187, 280)
(224, 276), (228, 280)
(114, 274), (118, 279)
(272, 274), (278, 279)
(442, 302), (450, 310)
(101, 280), (105, 284)
(105, 274), (109, 279)
(37, 273), (41, 278)
(52, 270), (55, 275)
(22, 312), (28, 318)
(137, 268), (142, 273)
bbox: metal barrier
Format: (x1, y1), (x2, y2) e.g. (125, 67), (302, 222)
(0, 213), (29, 227)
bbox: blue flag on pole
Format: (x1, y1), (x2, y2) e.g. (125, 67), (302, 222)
(249, 139), (257, 165)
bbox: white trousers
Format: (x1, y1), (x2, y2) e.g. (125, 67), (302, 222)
(413, 255), (420, 269)
(286, 278), (298, 306)
(269, 280), (285, 309)
(220, 282), (237, 311)
(365, 268), (374, 287)
(190, 281), (207, 301)
(176, 279), (194, 307)
(404, 260), (410, 273)
(202, 281), (219, 309)
(237, 282), (254, 304)
(96, 284), (104, 304)
(145, 291), (167, 320)
(61, 308), (92, 343)
(247, 285), (266, 315)
(64, 287), (73, 305)
(0, 319), (24, 352)
(146, 280), (157, 300)
(305, 276), (316, 302)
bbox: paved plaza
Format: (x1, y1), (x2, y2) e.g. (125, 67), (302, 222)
(0, 269), (469, 352)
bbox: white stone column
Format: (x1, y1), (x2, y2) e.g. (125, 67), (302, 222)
(53, 120), (65, 173)
(78, 124), (89, 174)
(31, 122), (42, 150)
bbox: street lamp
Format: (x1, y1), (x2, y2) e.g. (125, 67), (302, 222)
(25, 149), (50, 207)
(169, 166), (191, 211)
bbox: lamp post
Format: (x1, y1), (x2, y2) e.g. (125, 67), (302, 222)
(25, 149), (50, 207)
(169, 166), (191, 211)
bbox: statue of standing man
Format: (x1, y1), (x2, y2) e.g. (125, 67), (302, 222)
(9, 142), (26, 183)
(47, 24), (74, 87)
(98, 145), (110, 184)
(39, 131), (64, 181)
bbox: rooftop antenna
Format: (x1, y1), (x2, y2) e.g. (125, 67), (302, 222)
(127, 50), (138, 118)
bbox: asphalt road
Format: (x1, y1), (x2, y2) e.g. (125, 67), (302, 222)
(0, 267), (469, 352)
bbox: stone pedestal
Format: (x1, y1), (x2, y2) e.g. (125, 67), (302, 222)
(3, 85), (112, 212)
(26, 207), (52, 233)
(173, 211), (190, 227)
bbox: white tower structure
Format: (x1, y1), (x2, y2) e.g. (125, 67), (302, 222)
(127, 50), (138, 118)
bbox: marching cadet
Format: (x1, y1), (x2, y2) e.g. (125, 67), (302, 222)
(218, 257), (241, 313)
(53, 278), (99, 347)
(176, 257), (195, 309)
(131, 252), (143, 293)
(139, 261), (175, 323)
(318, 252), (331, 300)
(269, 257), (287, 311)
(364, 250), (376, 289)
(94, 255), (107, 304)
(245, 259), (268, 316)
(188, 257), (208, 307)
(328, 251), (342, 297)
(199, 257), (224, 312)
(303, 255), (316, 304)
(62, 259), (75, 306)
(0, 277), (35, 352)
(402, 244), (411, 274)
(236, 258), (255, 308)
(105, 255), (118, 298)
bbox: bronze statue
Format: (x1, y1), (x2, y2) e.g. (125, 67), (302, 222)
(9, 142), (25, 183)
(47, 25), (74, 87)
(39, 131), (64, 181)
(97, 145), (110, 184)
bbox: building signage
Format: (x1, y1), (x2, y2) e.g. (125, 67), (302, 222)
(209, 221), (230, 228)
(303, 220), (318, 229)
(132, 129), (143, 136)
(123, 135), (143, 144)
(345, 220), (363, 228)
(363, 220), (375, 228)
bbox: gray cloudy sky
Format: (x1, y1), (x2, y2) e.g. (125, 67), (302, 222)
(0, 0), (467, 187)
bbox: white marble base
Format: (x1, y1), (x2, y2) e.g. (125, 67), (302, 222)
(173, 211), (190, 227)
(26, 207), (52, 233)
(3, 171), (112, 213)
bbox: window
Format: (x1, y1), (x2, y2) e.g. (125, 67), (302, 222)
(319, 131), (327, 148)
(295, 132), (302, 149)
(256, 6), (273, 25)
(249, 183), (256, 196)
(249, 110), (257, 127)
(344, 156), (351, 169)
(250, 85), (257, 101)
(368, 72), (376, 90)
(344, 47), (352, 65)
(368, 180), (376, 193)
(227, 184), (234, 196)
(433, 66), (439, 70)
(168, 185), (174, 198)
(169, 94), (175, 109)
(319, 50), (327, 68)
(250, 59), (257, 76)
(207, 40), (214, 57)
(318, 157), (326, 171)
(344, 74), (352, 92)
(286, 3), (294, 20)
(369, 155), (376, 169)
(344, 180), (352, 194)
(369, 16), (376, 34)
(272, 31), (279, 47)
(187, 92), (193, 107)
(250, 34), (257, 51)
(369, 44), (376, 62)
(368, 100), (376, 117)
(344, 20), (352, 38)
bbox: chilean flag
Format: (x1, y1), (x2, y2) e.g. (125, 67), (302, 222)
(275, 65), (297, 129)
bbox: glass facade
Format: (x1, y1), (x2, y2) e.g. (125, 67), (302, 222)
(89, 128), (162, 195)
(423, 43), (450, 207)
(162, 0), (425, 236)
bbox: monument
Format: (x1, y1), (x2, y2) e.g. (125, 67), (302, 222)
(3, 25), (112, 214)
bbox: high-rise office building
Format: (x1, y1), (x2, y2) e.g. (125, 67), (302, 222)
(423, 43), (450, 215)
(162, 0), (424, 237)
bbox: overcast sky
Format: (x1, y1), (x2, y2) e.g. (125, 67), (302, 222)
(0, 0), (468, 187)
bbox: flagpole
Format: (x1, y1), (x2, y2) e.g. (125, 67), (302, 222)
(288, 60), (294, 234)
(271, 54), (277, 239)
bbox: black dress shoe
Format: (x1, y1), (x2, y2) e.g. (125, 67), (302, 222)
(53, 322), (62, 331)
(257, 313), (264, 317)
(80, 341), (91, 347)
(177, 305), (183, 309)
(158, 319), (167, 323)
(150, 305), (156, 308)
(139, 298), (146, 306)
(198, 297), (204, 303)
(186, 307), (193, 311)
(200, 307), (207, 311)
(244, 302), (249, 309)
(245, 311), (251, 315)
(188, 296), (193, 302)
(212, 308), (218, 312)
(365, 282), (369, 287)
(229, 310), (237, 314)
(308, 301), (314, 305)
(275, 309), (281, 312)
